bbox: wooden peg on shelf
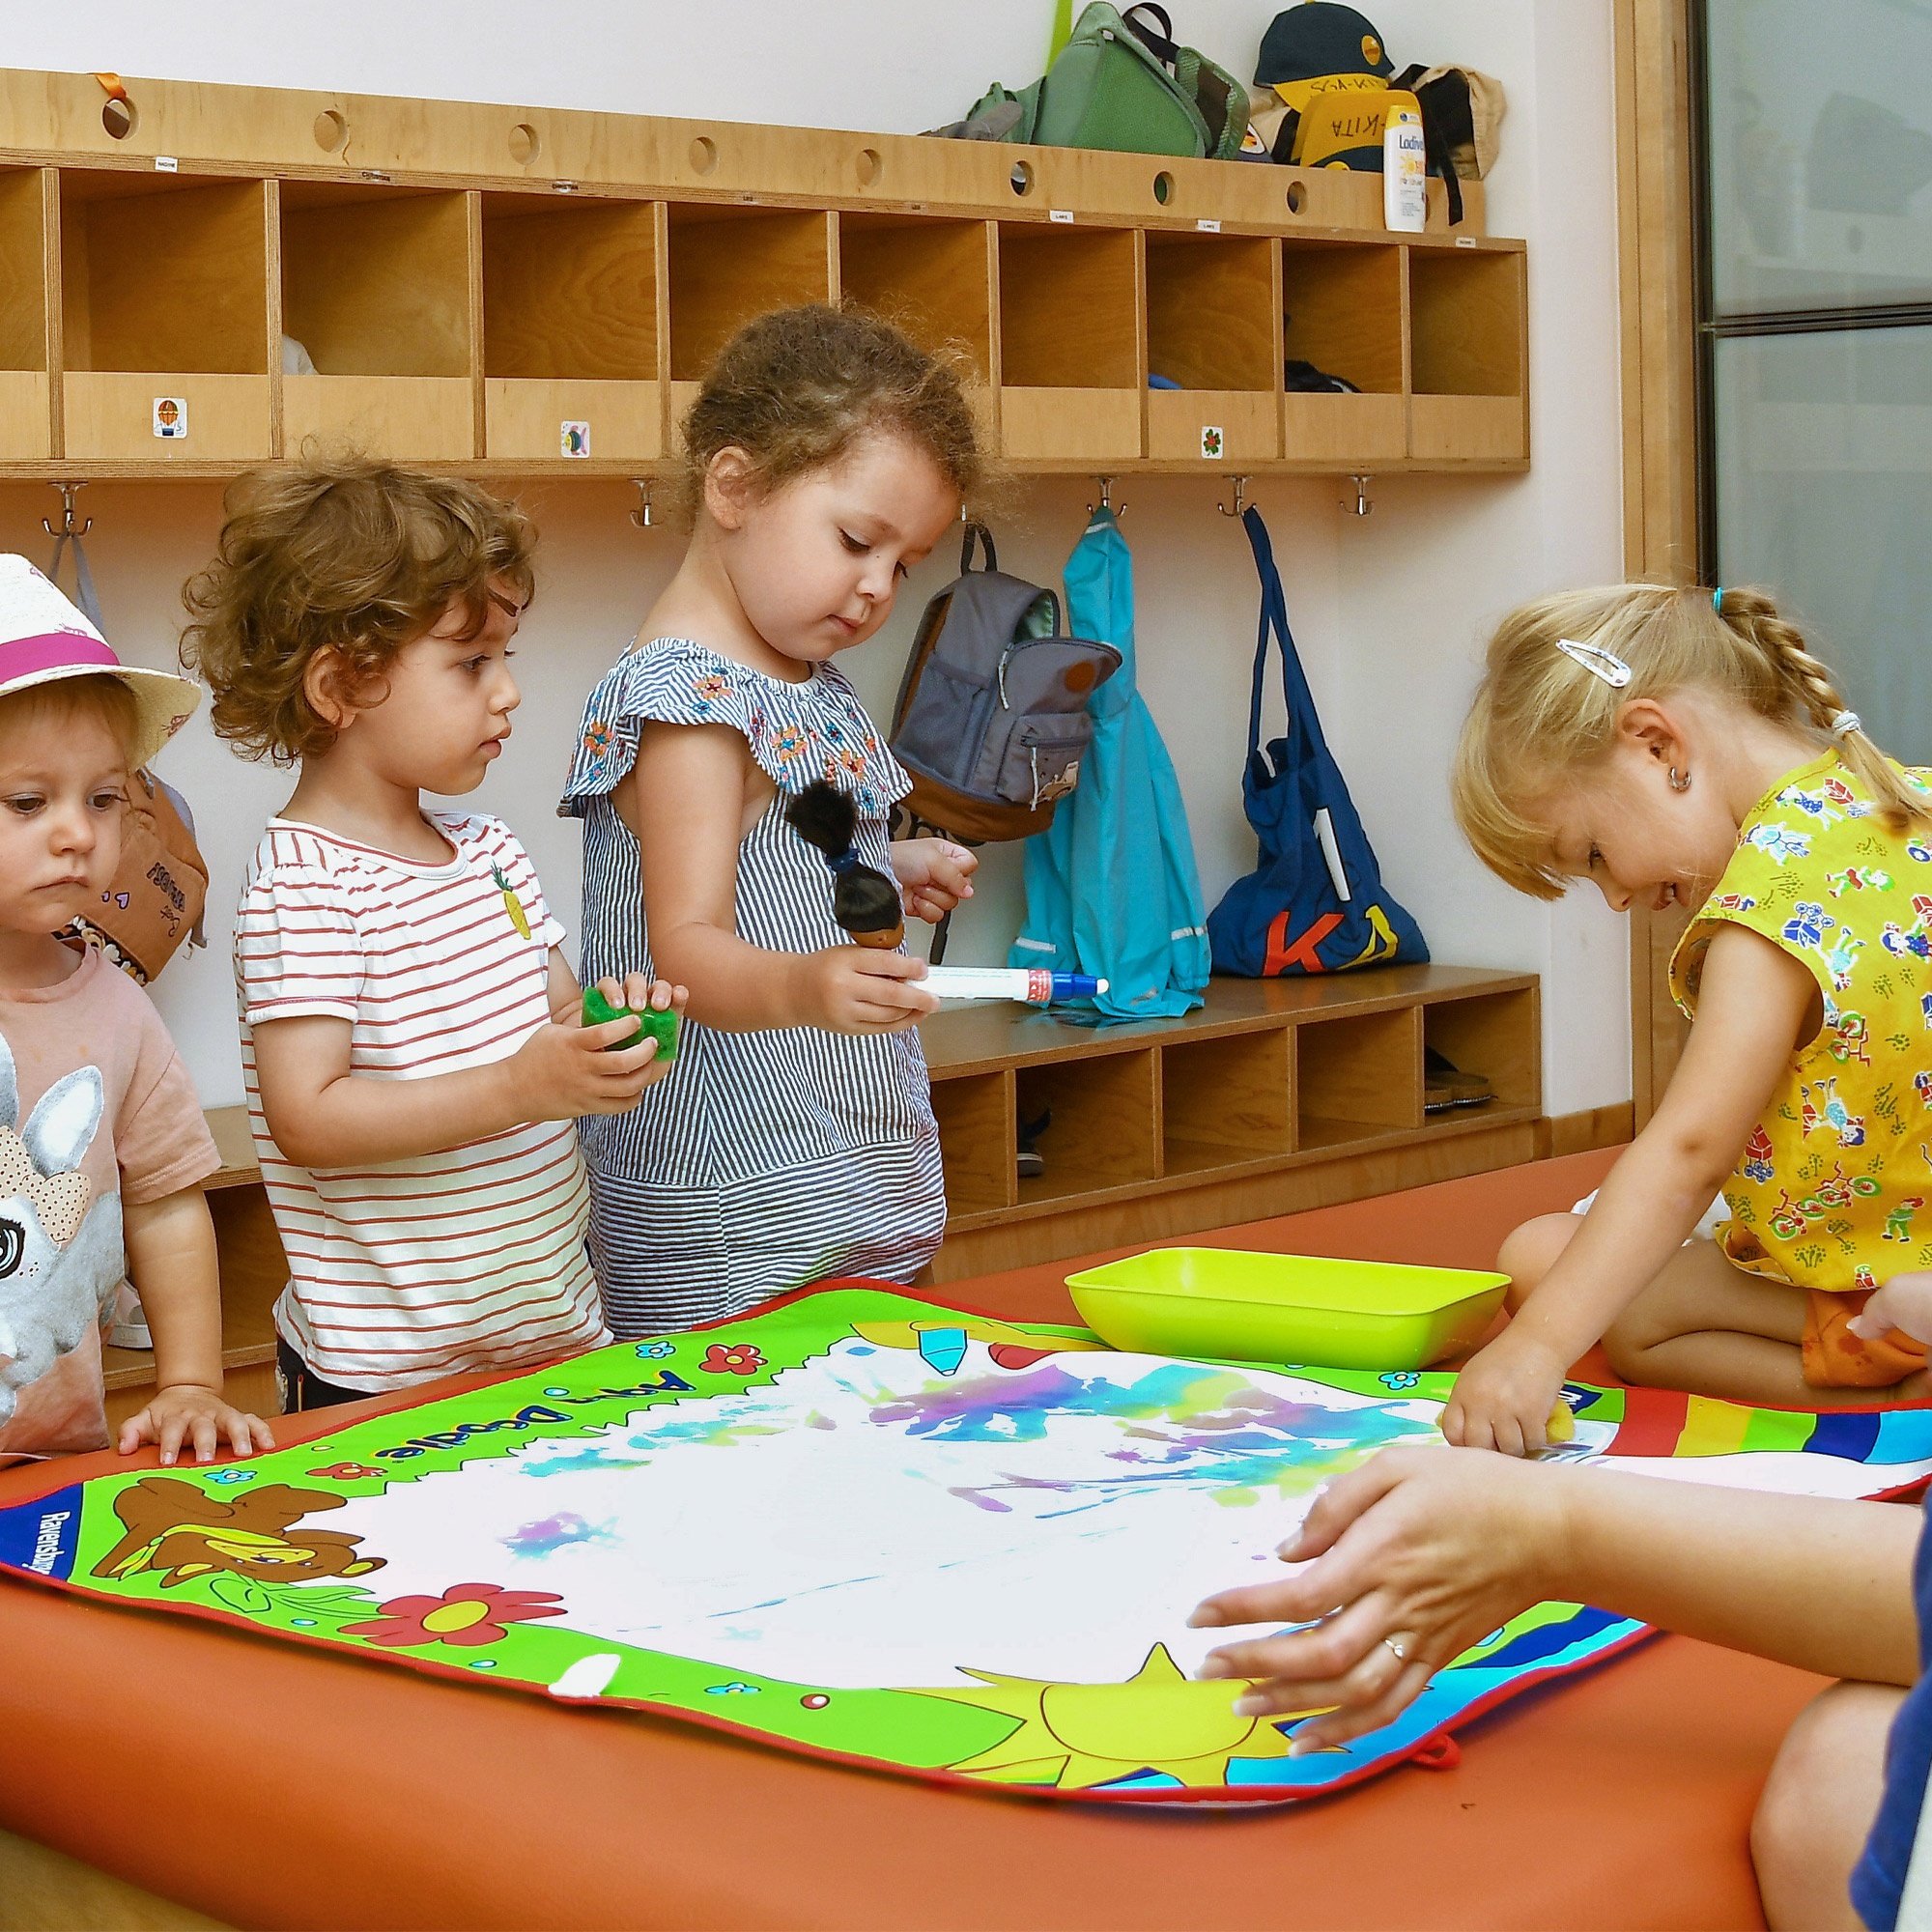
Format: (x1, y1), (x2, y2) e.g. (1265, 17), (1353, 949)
(1088, 476), (1125, 519)
(1216, 475), (1248, 519)
(1344, 474), (1375, 518)
(630, 479), (654, 529)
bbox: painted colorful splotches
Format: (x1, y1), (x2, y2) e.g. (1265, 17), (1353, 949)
(4, 1285), (1932, 1804)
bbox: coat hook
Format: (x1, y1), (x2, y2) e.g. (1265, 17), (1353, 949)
(1088, 475), (1125, 519)
(630, 478), (654, 529)
(1216, 474), (1249, 519)
(42, 482), (91, 540)
(1343, 473), (1375, 518)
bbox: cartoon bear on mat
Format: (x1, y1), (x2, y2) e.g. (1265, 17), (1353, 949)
(91, 1477), (386, 1588)
(0, 1032), (123, 1428)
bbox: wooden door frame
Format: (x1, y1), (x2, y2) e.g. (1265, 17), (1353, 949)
(1615, 0), (1702, 1124)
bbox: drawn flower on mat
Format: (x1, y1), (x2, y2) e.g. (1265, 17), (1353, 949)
(342, 1582), (566, 1649)
(308, 1462), (384, 1482)
(1378, 1372), (1420, 1391)
(204, 1468), (258, 1485)
(701, 1343), (765, 1376)
(636, 1341), (675, 1359)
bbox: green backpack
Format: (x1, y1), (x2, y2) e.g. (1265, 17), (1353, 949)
(952, 5), (1246, 163)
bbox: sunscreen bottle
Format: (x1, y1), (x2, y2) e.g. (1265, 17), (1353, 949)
(1383, 91), (1427, 232)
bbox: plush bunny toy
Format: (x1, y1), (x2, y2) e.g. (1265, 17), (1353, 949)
(0, 1032), (122, 1427)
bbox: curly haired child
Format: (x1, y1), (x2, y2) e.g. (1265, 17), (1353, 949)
(560, 305), (981, 1333)
(183, 456), (682, 1410)
(1443, 582), (1932, 1452)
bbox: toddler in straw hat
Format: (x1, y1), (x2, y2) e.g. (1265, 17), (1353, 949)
(0, 554), (271, 1465)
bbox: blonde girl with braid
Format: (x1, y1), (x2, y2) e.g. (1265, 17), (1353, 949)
(1443, 582), (1932, 1453)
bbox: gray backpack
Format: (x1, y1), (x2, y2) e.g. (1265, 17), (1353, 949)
(890, 525), (1122, 843)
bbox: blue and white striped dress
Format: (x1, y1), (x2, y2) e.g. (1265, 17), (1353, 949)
(559, 639), (946, 1335)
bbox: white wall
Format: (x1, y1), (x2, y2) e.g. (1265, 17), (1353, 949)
(1, 1), (1630, 1119)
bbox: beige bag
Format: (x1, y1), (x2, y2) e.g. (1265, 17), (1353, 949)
(65, 768), (209, 983)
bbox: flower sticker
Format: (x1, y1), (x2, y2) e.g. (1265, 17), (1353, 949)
(700, 1343), (766, 1376)
(204, 1468), (258, 1485)
(341, 1582), (566, 1649)
(636, 1341), (675, 1359)
(581, 720), (614, 762)
(308, 1462), (385, 1482)
(1378, 1372), (1421, 1391)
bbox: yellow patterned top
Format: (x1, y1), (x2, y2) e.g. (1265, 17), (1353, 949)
(1670, 752), (1932, 1292)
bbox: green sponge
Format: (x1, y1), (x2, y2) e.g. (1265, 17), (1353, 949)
(582, 984), (678, 1062)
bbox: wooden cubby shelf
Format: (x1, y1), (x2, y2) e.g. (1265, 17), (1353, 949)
(923, 965), (1541, 1281)
(0, 66), (1527, 479)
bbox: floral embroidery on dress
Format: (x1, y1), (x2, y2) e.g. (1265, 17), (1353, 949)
(582, 720), (614, 762)
(771, 725), (808, 765)
(695, 673), (731, 703)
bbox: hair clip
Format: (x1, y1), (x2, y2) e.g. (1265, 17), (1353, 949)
(1712, 586), (1725, 611)
(1831, 710), (1862, 738)
(1554, 638), (1633, 689)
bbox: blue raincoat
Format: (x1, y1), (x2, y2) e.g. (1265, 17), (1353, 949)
(1009, 507), (1210, 1017)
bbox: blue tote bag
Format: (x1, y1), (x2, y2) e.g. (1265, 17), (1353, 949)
(1208, 506), (1428, 977)
(1009, 506), (1210, 1017)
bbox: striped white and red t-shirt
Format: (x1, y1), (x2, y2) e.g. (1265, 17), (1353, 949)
(235, 814), (610, 1392)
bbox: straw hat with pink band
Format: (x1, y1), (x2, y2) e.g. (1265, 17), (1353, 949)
(0, 552), (200, 768)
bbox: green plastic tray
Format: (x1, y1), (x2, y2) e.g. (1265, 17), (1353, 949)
(1065, 1247), (1510, 1372)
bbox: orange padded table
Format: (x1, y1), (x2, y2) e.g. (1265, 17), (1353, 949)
(0, 1150), (1828, 1932)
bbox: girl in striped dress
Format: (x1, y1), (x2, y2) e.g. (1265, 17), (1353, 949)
(561, 307), (982, 1334)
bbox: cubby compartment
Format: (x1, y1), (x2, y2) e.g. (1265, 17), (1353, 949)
(60, 170), (272, 461)
(0, 168), (51, 458)
(1279, 241), (1406, 466)
(1160, 1031), (1293, 1176)
(1295, 1009), (1423, 1151)
(1144, 232), (1279, 464)
(481, 193), (661, 463)
(1407, 245), (1527, 463)
(666, 205), (835, 431)
(930, 1070), (1017, 1217)
(1014, 1048), (1158, 1205)
(1423, 989), (1539, 1117)
(281, 183), (476, 461)
(839, 212), (995, 445)
(997, 224), (1141, 463)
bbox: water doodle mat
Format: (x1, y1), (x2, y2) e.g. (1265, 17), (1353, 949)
(4, 1284), (1928, 1805)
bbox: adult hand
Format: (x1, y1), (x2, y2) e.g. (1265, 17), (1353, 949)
(1439, 1327), (1571, 1456)
(1189, 1445), (1572, 1751)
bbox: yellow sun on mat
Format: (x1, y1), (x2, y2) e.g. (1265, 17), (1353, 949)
(903, 1643), (1336, 1790)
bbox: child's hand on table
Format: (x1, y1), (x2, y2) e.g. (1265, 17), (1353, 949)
(1188, 1445), (1567, 1752)
(890, 838), (977, 923)
(120, 1384), (275, 1466)
(1849, 1269), (1932, 1347)
(514, 979), (681, 1117)
(792, 947), (940, 1034)
(1439, 1327), (1571, 1457)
